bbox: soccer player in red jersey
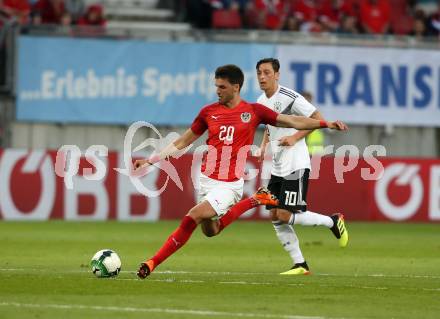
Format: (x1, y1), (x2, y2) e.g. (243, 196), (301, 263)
(134, 64), (348, 278)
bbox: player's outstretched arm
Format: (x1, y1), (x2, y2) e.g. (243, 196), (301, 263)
(134, 129), (201, 170)
(173, 128), (201, 149)
(255, 128), (269, 162)
(278, 111), (325, 146)
(275, 114), (348, 131)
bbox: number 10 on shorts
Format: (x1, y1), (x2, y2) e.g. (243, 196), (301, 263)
(284, 191), (297, 206)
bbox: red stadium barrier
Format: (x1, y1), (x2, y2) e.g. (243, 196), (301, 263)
(0, 148), (439, 222)
(307, 157), (440, 222)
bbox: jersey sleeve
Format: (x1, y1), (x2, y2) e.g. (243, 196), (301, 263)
(292, 94), (316, 117)
(253, 103), (278, 126)
(190, 109), (208, 135)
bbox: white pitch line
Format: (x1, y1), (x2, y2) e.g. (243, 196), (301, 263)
(111, 277), (439, 293)
(0, 268), (29, 271)
(219, 281), (307, 288)
(2, 268), (440, 280)
(319, 273), (440, 280)
(156, 270), (440, 280)
(0, 302), (328, 319)
(134, 270), (440, 280)
(423, 288), (440, 291)
(373, 273), (440, 279)
(117, 278), (206, 283)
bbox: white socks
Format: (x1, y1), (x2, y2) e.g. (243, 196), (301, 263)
(273, 212), (334, 265)
(272, 221), (305, 264)
(288, 211), (334, 228)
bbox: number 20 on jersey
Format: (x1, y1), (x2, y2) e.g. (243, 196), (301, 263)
(219, 125), (235, 143)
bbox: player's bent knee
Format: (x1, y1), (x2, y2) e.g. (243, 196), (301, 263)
(270, 209), (279, 221)
(202, 229), (217, 237)
(187, 208), (203, 224)
(277, 209), (293, 223)
(200, 220), (219, 237)
(188, 201), (217, 224)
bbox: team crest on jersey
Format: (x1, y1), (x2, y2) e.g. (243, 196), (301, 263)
(274, 101), (282, 112)
(240, 112), (251, 123)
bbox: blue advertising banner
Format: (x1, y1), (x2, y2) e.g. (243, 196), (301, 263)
(17, 36), (440, 126)
(17, 36), (275, 125)
(277, 45), (440, 127)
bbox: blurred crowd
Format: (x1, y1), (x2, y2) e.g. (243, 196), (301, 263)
(1, 0), (440, 39)
(0, 0), (106, 28)
(189, 0), (440, 38)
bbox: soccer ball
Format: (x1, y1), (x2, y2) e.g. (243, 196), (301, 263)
(90, 249), (121, 278)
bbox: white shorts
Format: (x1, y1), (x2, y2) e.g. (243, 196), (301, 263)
(197, 174), (244, 217)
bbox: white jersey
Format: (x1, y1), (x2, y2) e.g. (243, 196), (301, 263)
(257, 85), (316, 177)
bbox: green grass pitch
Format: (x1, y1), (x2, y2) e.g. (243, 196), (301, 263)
(0, 221), (439, 319)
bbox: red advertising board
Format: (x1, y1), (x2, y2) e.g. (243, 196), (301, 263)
(0, 149), (439, 222)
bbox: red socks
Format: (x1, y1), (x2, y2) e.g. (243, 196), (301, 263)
(149, 198), (257, 271)
(218, 197), (257, 232)
(151, 215), (197, 268)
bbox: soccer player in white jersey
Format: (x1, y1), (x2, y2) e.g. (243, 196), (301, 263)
(256, 58), (349, 275)
(134, 64), (348, 279)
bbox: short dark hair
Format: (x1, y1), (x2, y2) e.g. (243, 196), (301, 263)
(256, 58), (280, 72)
(301, 91), (313, 103)
(215, 64), (244, 90)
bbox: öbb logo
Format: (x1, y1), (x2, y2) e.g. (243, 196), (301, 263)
(374, 163), (440, 221)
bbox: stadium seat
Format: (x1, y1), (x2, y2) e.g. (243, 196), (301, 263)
(212, 9), (242, 29)
(391, 14), (414, 35)
(389, 0), (408, 14)
(387, 0), (415, 35)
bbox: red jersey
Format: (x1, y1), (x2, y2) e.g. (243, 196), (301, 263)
(191, 100), (278, 181)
